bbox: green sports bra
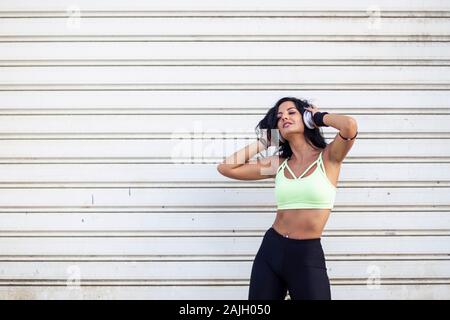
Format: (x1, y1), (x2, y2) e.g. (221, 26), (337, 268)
(275, 150), (337, 210)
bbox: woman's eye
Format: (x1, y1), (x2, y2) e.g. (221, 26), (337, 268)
(277, 111), (295, 119)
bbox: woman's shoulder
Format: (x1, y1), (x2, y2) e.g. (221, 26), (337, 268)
(274, 156), (288, 171)
(278, 156), (288, 164)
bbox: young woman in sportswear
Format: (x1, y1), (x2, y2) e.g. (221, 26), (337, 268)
(217, 97), (358, 300)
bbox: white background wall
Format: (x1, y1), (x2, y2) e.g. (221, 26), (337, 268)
(0, 0), (449, 299)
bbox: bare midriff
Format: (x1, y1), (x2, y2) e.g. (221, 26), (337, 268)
(272, 208), (331, 239)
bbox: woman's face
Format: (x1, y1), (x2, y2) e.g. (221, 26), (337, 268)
(276, 101), (304, 140)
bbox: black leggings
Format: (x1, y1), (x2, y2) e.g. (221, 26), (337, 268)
(248, 227), (331, 300)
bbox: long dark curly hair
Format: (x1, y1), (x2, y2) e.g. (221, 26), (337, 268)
(255, 97), (328, 159)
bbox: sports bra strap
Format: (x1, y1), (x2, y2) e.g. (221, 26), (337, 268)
(279, 150), (325, 179)
(277, 158), (288, 174)
(318, 151), (326, 174)
(297, 157), (321, 180)
(285, 161), (299, 179)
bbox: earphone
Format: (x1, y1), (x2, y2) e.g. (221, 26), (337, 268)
(302, 109), (316, 130)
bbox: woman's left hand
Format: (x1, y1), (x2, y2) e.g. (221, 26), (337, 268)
(305, 104), (320, 128)
(305, 104), (319, 116)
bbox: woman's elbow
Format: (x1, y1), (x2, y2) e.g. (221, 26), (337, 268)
(217, 163), (229, 176)
(347, 117), (358, 130)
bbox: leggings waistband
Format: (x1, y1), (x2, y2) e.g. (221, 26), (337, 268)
(268, 227), (321, 244)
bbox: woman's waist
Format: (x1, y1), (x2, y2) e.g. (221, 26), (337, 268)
(272, 210), (330, 239)
(271, 225), (324, 240)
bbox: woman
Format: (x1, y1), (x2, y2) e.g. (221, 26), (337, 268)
(217, 97), (358, 300)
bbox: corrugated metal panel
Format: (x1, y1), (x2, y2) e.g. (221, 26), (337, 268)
(0, 0), (449, 299)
